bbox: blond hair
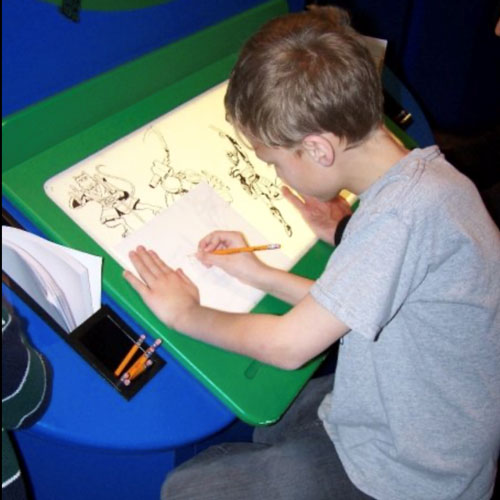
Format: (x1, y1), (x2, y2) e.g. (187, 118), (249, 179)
(225, 6), (383, 148)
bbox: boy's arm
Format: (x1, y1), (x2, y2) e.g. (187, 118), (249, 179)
(249, 265), (314, 305)
(124, 247), (349, 370)
(196, 231), (314, 305)
(177, 294), (348, 370)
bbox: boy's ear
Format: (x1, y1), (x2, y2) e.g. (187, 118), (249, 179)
(301, 134), (335, 167)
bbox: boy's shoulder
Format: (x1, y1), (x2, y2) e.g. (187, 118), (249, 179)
(361, 146), (479, 223)
(352, 145), (499, 259)
(365, 146), (451, 199)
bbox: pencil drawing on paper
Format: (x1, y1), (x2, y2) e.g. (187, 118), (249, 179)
(68, 166), (161, 238)
(59, 118), (294, 241)
(211, 126), (293, 237)
(144, 127), (233, 206)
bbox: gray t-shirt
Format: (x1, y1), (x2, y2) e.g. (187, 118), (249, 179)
(311, 147), (500, 500)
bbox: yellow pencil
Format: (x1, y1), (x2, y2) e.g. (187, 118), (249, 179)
(120, 338), (162, 382)
(114, 334), (146, 377)
(211, 243), (281, 255)
(128, 359), (154, 383)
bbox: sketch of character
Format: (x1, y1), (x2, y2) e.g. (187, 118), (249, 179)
(199, 169), (233, 204)
(211, 127), (293, 237)
(144, 127), (232, 206)
(69, 166), (161, 237)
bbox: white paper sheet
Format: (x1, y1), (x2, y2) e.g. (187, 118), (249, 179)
(115, 183), (292, 312)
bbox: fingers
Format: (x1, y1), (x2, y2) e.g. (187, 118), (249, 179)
(197, 231), (225, 252)
(123, 269), (148, 295)
(195, 231), (258, 275)
(196, 250), (226, 268)
(128, 247), (159, 284)
(127, 246), (172, 285)
(175, 268), (194, 287)
(149, 249), (173, 274)
(281, 185), (305, 210)
(331, 195), (353, 218)
(198, 230), (247, 253)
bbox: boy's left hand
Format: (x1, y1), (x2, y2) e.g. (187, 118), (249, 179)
(123, 246), (200, 329)
(282, 186), (352, 243)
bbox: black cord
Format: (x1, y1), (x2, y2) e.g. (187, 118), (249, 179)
(334, 215), (352, 246)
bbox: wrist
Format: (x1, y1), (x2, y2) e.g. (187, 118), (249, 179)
(171, 302), (202, 333)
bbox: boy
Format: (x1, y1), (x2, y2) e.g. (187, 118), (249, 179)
(124, 6), (500, 499)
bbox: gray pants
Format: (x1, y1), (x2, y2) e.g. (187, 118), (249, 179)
(161, 375), (374, 500)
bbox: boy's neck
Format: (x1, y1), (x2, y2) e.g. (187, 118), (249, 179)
(337, 125), (410, 195)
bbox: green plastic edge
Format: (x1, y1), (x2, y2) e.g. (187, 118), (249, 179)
(2, 0), (331, 425)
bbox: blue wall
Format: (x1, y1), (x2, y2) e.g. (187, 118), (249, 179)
(317, 0), (500, 133)
(402, 0), (500, 133)
(4, 0), (498, 131)
(2, 0), (304, 116)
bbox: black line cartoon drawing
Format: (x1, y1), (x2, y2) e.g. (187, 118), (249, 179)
(144, 127), (232, 206)
(211, 127), (293, 237)
(68, 165), (161, 237)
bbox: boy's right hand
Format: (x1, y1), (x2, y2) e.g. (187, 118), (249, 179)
(196, 231), (269, 287)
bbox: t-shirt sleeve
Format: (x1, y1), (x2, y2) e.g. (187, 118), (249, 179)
(311, 210), (414, 340)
